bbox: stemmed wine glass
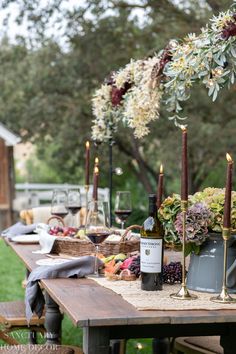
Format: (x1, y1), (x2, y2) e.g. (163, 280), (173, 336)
(51, 189), (69, 222)
(67, 189), (82, 227)
(114, 191), (132, 229)
(85, 201), (110, 276)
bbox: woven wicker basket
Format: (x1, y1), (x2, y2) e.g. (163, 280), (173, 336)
(51, 225), (141, 257)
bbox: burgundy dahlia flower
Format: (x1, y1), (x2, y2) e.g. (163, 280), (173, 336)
(111, 81), (132, 107)
(221, 19), (236, 40)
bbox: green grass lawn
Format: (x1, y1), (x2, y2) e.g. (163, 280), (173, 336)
(0, 239), (152, 353)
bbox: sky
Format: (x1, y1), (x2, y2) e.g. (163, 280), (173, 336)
(0, 0), (209, 43)
(0, 3), (27, 40)
(0, 0), (81, 43)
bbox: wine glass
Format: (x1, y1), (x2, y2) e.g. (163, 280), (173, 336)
(67, 189), (82, 227)
(85, 200), (110, 276)
(114, 191), (132, 229)
(51, 189), (69, 221)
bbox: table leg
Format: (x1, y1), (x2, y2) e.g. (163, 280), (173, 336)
(220, 333), (235, 354)
(44, 292), (63, 345)
(152, 338), (170, 354)
(83, 327), (110, 354)
(25, 268), (37, 344)
(28, 330), (37, 344)
(110, 339), (126, 354)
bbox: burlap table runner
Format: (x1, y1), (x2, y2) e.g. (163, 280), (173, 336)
(89, 277), (236, 311)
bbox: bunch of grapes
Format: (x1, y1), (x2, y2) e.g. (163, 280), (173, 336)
(129, 255), (140, 278)
(163, 262), (182, 284)
(49, 226), (77, 237)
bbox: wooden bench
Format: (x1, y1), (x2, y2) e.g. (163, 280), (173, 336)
(0, 301), (45, 345)
(174, 336), (223, 354)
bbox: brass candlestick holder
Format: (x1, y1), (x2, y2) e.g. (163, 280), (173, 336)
(211, 228), (236, 303)
(170, 200), (197, 300)
(84, 184), (89, 225)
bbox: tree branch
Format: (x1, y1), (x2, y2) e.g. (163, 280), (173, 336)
(205, 0), (221, 12)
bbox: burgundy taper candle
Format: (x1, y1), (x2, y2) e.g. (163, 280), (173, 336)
(85, 141), (90, 186)
(93, 166), (99, 201)
(181, 126), (188, 201)
(92, 158), (99, 199)
(157, 164), (164, 209)
(223, 153), (233, 229)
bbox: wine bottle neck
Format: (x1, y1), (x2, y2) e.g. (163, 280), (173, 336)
(148, 201), (157, 217)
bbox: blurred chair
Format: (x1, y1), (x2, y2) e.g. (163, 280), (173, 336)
(173, 336), (223, 354)
(0, 344), (83, 353)
(20, 206), (86, 226)
(0, 301), (45, 345)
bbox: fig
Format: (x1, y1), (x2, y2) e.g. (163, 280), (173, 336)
(114, 253), (127, 263)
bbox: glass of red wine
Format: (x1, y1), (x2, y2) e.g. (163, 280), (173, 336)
(67, 189), (82, 227)
(51, 189), (69, 222)
(114, 191), (132, 229)
(85, 200), (110, 276)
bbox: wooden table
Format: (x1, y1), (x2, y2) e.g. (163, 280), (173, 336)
(5, 239), (236, 354)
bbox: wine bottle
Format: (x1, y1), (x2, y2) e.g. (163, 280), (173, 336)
(140, 194), (164, 291)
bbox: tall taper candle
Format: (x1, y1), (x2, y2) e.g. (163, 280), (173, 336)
(181, 126), (188, 201)
(92, 158), (99, 199)
(223, 153), (233, 229)
(93, 166), (99, 201)
(157, 164), (164, 209)
(85, 141), (90, 186)
(95, 157), (99, 167)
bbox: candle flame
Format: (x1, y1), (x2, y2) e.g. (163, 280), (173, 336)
(180, 125), (187, 132)
(95, 157), (99, 164)
(136, 343), (143, 350)
(86, 141), (90, 149)
(226, 153), (233, 163)
(94, 166), (99, 174)
(160, 164), (163, 174)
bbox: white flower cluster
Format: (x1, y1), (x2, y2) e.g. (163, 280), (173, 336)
(91, 84), (115, 142)
(91, 56), (163, 141)
(113, 59), (144, 88)
(210, 10), (232, 32)
(122, 57), (163, 138)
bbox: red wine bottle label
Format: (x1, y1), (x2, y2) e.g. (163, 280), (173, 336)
(140, 238), (163, 273)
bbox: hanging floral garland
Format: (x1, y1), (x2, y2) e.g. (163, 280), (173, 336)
(164, 1), (236, 124)
(91, 1), (236, 141)
(91, 53), (171, 141)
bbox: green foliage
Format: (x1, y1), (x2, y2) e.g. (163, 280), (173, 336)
(158, 194), (182, 244)
(159, 187), (236, 252)
(185, 242), (200, 257)
(0, 0), (235, 202)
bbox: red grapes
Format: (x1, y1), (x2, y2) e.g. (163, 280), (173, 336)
(163, 262), (182, 284)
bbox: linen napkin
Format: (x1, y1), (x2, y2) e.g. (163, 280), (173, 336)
(1, 222), (37, 239)
(32, 224), (56, 254)
(25, 256), (104, 322)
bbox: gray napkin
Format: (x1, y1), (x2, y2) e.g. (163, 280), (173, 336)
(2, 222), (37, 238)
(25, 256), (104, 322)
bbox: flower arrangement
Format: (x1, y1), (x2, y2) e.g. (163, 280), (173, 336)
(91, 54), (168, 141)
(92, 2), (236, 140)
(159, 187), (236, 255)
(164, 2), (236, 125)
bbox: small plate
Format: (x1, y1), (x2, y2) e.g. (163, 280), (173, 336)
(36, 258), (71, 266)
(11, 234), (40, 244)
